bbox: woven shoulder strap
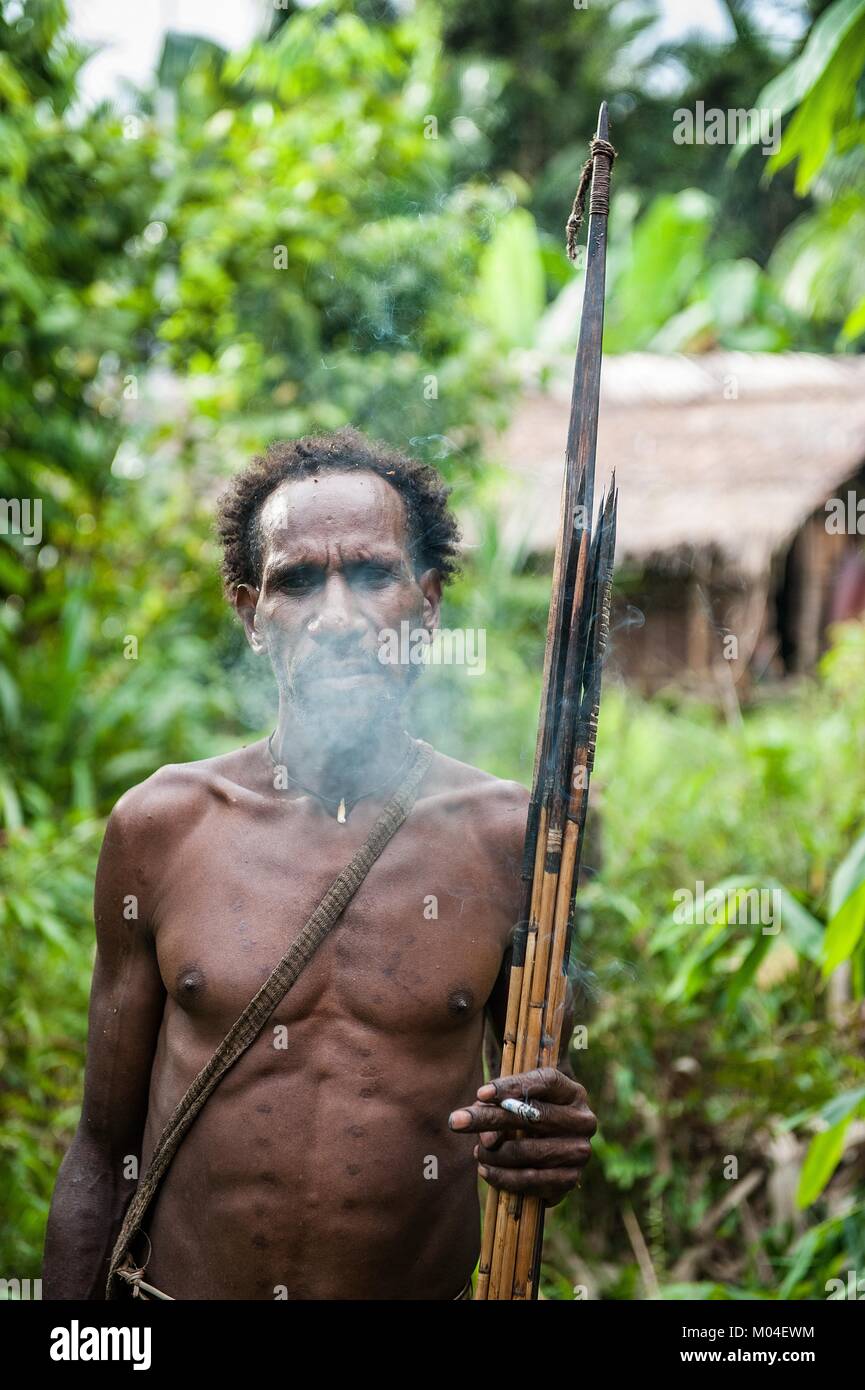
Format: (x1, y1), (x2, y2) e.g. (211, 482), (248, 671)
(106, 737), (434, 1299)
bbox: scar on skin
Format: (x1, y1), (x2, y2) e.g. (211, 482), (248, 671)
(382, 951), (402, 979)
(251, 1233), (270, 1250)
(256, 1103), (273, 1114)
(447, 986), (475, 1017)
(347, 1124), (366, 1139)
(382, 950), (402, 978)
(346, 1164), (361, 1176)
(259, 1171), (280, 1186)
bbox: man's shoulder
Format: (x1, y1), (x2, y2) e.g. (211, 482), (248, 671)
(108, 743), (264, 840)
(425, 748), (529, 854)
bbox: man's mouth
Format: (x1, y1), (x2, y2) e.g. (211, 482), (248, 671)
(318, 670), (379, 685)
(301, 662), (383, 687)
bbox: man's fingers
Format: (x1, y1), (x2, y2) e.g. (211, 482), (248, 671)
(450, 1068), (596, 1137)
(476, 1136), (592, 1169)
(449, 1103), (525, 1134)
(479, 1129), (504, 1151)
(477, 1067), (585, 1107)
(477, 1163), (584, 1199)
(450, 1097), (593, 1135)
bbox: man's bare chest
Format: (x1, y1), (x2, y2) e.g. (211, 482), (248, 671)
(150, 793), (514, 1040)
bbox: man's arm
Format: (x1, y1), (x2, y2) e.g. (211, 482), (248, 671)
(43, 792), (166, 1299)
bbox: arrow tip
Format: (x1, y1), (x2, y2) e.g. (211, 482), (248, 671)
(597, 101), (609, 140)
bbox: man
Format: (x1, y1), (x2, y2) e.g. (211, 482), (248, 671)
(43, 427), (596, 1300)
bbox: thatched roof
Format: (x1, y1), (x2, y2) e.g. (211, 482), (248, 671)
(483, 352), (865, 578)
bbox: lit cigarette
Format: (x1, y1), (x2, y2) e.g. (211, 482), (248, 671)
(501, 1098), (542, 1124)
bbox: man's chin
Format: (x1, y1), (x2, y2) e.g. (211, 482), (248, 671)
(309, 671), (384, 692)
(292, 676), (404, 739)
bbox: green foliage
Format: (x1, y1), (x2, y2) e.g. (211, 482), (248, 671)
(746, 0), (865, 346)
(0, 819), (102, 1271)
(421, 522), (865, 1295)
(1, 0), (863, 1302)
(475, 208), (545, 349)
(147, 0), (511, 461)
(758, 0), (865, 192)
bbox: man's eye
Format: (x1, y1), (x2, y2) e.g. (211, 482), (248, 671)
(353, 564), (397, 588)
(276, 570), (319, 592)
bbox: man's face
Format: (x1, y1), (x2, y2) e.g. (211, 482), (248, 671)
(237, 470), (441, 744)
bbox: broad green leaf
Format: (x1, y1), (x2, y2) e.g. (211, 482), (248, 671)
(474, 208), (545, 349)
(842, 293), (865, 342)
(828, 825), (865, 916)
(605, 190), (713, 352)
(822, 877), (865, 973)
(778, 1225), (823, 1297)
(768, 16), (865, 192)
(757, 0), (865, 120)
(766, 882), (823, 962)
(796, 1118), (850, 1207)
(819, 1084), (865, 1129)
(725, 932), (772, 1007)
(0, 776), (23, 833)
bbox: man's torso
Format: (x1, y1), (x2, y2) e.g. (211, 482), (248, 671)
(129, 742), (526, 1299)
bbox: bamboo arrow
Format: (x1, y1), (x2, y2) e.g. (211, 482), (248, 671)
(475, 101), (617, 1302)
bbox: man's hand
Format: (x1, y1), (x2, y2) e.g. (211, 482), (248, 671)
(448, 1066), (597, 1206)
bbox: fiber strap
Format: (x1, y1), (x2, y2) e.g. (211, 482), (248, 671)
(106, 737), (435, 1299)
(565, 136), (617, 262)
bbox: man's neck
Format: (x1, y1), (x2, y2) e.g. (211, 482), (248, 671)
(270, 709), (411, 804)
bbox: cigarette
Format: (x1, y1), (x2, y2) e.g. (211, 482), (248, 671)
(500, 1097), (542, 1123)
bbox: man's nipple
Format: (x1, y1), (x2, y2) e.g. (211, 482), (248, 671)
(447, 986), (475, 1017)
(175, 965), (206, 1000)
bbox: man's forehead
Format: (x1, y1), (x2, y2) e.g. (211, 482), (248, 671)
(260, 470), (405, 528)
(258, 470), (410, 557)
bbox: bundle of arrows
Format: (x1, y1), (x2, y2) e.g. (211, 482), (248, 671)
(475, 103), (618, 1302)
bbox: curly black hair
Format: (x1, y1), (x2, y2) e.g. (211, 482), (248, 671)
(215, 427), (462, 599)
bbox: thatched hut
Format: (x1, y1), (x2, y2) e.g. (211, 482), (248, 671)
(488, 351), (865, 695)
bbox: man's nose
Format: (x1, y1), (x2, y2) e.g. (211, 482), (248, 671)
(307, 574), (366, 639)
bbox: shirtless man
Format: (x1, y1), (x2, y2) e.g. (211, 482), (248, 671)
(43, 427), (597, 1300)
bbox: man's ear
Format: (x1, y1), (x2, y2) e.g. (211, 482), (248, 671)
(418, 568), (442, 634)
(235, 584), (265, 654)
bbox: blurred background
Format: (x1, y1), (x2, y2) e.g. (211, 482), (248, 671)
(2, 0), (865, 1299)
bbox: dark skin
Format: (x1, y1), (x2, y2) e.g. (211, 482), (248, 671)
(43, 469), (596, 1300)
